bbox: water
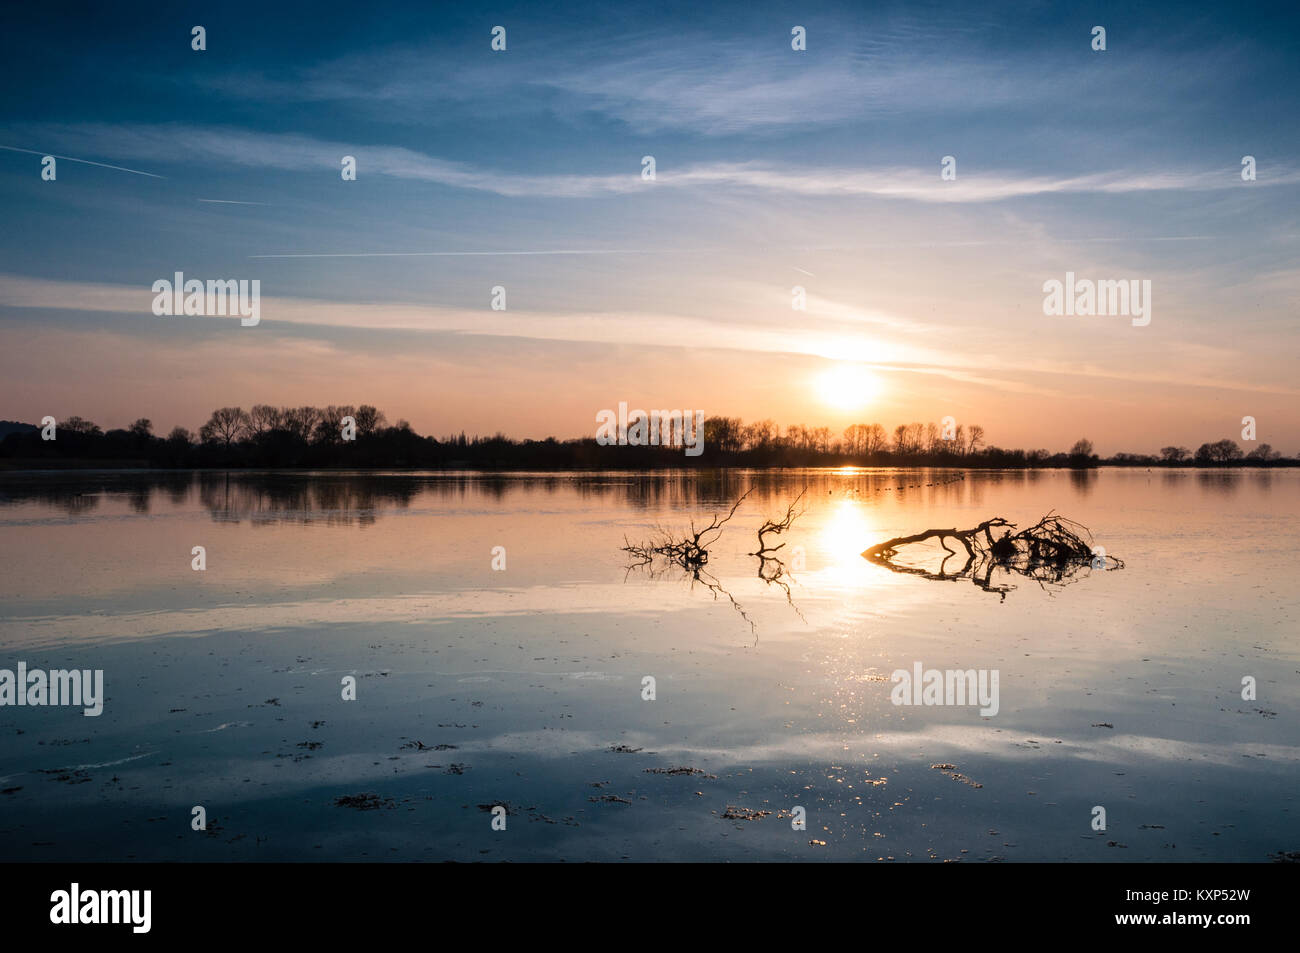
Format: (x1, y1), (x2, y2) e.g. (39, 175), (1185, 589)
(0, 468), (1295, 861)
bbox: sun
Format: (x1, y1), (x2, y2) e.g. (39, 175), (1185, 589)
(816, 364), (880, 410)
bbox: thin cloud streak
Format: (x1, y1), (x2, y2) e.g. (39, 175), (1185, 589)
(10, 124), (1296, 203)
(3, 274), (1293, 400)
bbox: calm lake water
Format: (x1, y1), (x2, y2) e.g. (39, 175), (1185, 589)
(0, 468), (1296, 861)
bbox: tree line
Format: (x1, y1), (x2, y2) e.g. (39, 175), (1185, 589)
(0, 408), (1295, 470)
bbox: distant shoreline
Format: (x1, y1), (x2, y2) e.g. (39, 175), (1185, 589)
(5, 412), (1284, 471)
(2, 461), (1296, 475)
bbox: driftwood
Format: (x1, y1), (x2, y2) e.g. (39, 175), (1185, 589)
(621, 488), (811, 635)
(622, 490), (755, 633)
(749, 488), (807, 558)
(862, 512), (1123, 597)
(750, 489), (808, 621)
(622, 489), (751, 568)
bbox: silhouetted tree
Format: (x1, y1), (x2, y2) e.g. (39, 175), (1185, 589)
(199, 407), (249, 449)
(62, 416), (101, 436)
(1245, 443), (1279, 461)
(281, 406), (321, 443)
(1195, 439), (1243, 463)
(354, 404), (387, 438)
(247, 404), (284, 435)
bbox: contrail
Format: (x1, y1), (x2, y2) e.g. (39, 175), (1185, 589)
(198, 198), (270, 206)
(0, 145), (163, 178)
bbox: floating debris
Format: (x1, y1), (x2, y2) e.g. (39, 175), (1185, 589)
(334, 793), (395, 811)
(721, 806), (772, 821)
(931, 764), (983, 788)
(644, 766), (716, 778)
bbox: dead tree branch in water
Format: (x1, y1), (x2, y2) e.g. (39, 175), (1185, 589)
(747, 488), (809, 622)
(622, 489), (756, 636)
(622, 489), (752, 569)
(622, 487), (818, 636)
(861, 511), (1123, 598)
(749, 488), (807, 558)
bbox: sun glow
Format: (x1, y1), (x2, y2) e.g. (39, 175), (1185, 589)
(816, 364), (881, 410)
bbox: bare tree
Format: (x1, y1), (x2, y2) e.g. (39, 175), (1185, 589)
(1196, 439), (1243, 462)
(353, 404), (388, 438)
(199, 407), (250, 449)
(865, 423), (887, 455)
(280, 406), (321, 443)
(313, 405), (356, 444)
(247, 404), (284, 435)
(61, 416), (101, 435)
(705, 416), (744, 454)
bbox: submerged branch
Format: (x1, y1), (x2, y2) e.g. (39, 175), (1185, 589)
(862, 511), (1124, 597)
(622, 488), (752, 569)
(622, 488), (814, 635)
(749, 487), (807, 557)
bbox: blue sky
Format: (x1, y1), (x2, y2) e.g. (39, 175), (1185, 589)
(1, 0), (1298, 451)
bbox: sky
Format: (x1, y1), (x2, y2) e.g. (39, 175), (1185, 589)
(1, 0), (1298, 454)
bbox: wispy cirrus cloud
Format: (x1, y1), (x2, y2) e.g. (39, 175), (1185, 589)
(4, 273), (1292, 400)
(188, 29), (1240, 138)
(7, 123), (1295, 202)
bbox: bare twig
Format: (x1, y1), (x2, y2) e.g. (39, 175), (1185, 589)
(749, 487), (807, 557)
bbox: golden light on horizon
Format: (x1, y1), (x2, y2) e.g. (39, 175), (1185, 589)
(816, 364), (881, 411)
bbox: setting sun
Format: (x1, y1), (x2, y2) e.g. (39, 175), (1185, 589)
(816, 364), (881, 410)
